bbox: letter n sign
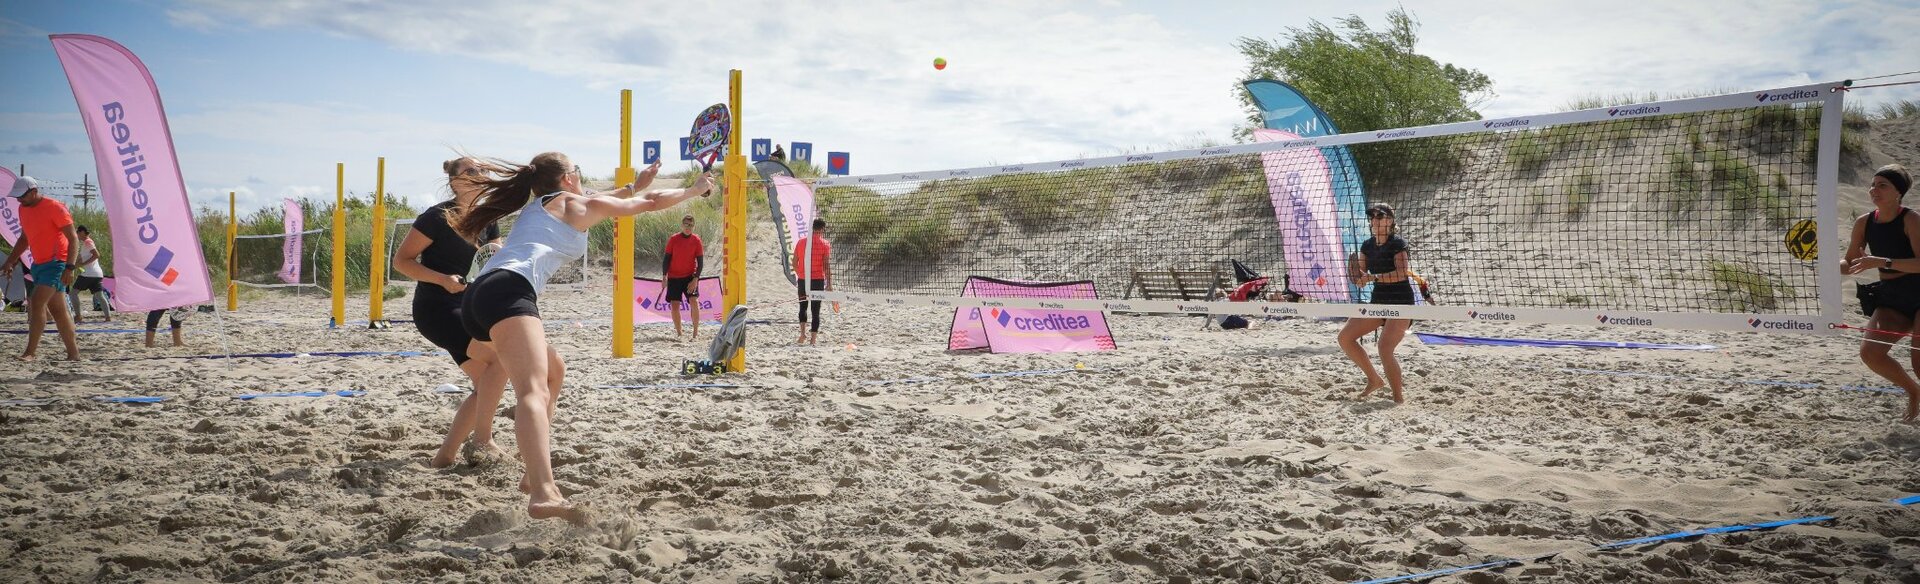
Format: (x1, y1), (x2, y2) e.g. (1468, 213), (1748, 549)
(643, 140), (660, 165)
(751, 138), (771, 162)
(790, 142), (812, 163)
(827, 152), (850, 175)
(678, 137), (693, 161)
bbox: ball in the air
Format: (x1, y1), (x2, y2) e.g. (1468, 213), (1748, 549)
(933, 57), (947, 70)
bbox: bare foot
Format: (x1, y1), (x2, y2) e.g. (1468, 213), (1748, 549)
(466, 440), (512, 466)
(1392, 388), (1405, 404)
(1356, 382), (1386, 400)
(16, 353), (35, 361)
(427, 452), (457, 469)
(528, 498), (592, 525)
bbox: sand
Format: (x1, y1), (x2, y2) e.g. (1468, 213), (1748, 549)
(2, 257), (1917, 583)
(1, 117), (1917, 583)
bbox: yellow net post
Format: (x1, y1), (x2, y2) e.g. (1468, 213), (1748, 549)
(225, 191), (236, 311)
(723, 69), (747, 372)
(331, 163), (346, 328)
(368, 156), (386, 327)
(613, 89), (636, 358)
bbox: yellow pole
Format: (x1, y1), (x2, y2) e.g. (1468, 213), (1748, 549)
(331, 163), (346, 327)
(368, 157), (386, 327)
(613, 89), (637, 358)
(226, 191), (236, 311)
(723, 69), (747, 372)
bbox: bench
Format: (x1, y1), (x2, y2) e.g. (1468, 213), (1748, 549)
(1122, 268), (1231, 301)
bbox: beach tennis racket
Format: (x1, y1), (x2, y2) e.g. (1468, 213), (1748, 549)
(688, 103), (730, 174)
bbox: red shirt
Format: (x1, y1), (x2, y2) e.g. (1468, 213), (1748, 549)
(793, 235), (830, 280)
(20, 198), (73, 265)
(663, 232), (703, 278)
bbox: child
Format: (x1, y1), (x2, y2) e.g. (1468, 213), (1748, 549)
(144, 307), (188, 348)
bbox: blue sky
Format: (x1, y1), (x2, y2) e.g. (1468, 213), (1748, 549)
(2, 0), (1916, 214)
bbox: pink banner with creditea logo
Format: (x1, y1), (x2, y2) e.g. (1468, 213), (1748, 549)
(949, 276), (1115, 353)
(1255, 128), (1346, 301)
(52, 34), (211, 312)
(0, 167), (31, 270)
(633, 276), (724, 323)
(278, 199), (302, 284)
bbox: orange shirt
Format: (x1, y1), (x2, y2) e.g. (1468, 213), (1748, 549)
(792, 235), (830, 280)
(20, 198), (73, 265)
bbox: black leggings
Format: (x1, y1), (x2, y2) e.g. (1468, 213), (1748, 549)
(798, 279), (826, 332)
(145, 310), (180, 331)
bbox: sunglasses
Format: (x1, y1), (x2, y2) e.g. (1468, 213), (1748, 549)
(1367, 210), (1393, 219)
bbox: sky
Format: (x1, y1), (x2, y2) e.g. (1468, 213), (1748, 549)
(2, 0), (1917, 215)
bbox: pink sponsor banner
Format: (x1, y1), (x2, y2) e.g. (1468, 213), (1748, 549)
(633, 276), (724, 323)
(1255, 128), (1347, 301)
(278, 198), (303, 284)
(770, 175), (816, 282)
(949, 276), (1115, 353)
(52, 35), (212, 312)
(0, 167), (31, 268)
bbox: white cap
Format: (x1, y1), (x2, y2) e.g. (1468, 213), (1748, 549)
(7, 176), (36, 198)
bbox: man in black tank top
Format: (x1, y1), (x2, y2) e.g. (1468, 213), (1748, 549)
(1843, 163), (1920, 422)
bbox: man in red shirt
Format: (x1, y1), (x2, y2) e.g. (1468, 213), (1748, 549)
(792, 218), (831, 345)
(661, 214), (704, 340)
(0, 177), (81, 361)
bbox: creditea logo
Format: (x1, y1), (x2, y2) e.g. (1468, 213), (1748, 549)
(1596, 314), (1653, 326)
(1374, 130), (1416, 139)
(1177, 304), (1210, 313)
(1125, 155), (1154, 162)
(1000, 166), (1026, 172)
(947, 170), (971, 177)
(1747, 317), (1816, 331)
(1608, 106), (1662, 117)
(1057, 161), (1086, 168)
(1199, 148), (1232, 156)
(1261, 305), (1299, 315)
(1358, 307), (1402, 317)
(990, 308), (1092, 331)
(1101, 302), (1133, 311)
(103, 102), (180, 286)
(1280, 139), (1318, 148)
(1467, 310), (1515, 321)
(1485, 119), (1531, 129)
(901, 174), (921, 180)
(1756, 89), (1819, 102)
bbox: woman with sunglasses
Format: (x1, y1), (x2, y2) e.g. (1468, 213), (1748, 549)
(1339, 202), (1415, 404)
(393, 157), (514, 468)
(450, 153), (709, 521)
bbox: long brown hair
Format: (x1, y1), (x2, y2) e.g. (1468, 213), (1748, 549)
(449, 152), (569, 241)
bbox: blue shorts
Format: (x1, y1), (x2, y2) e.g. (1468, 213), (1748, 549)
(30, 261), (69, 294)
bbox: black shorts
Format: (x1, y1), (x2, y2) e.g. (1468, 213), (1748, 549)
(1859, 275), (1920, 319)
(1370, 280), (1416, 305)
(71, 276), (104, 292)
(665, 276), (697, 303)
(415, 289), (478, 365)
(460, 270), (539, 342)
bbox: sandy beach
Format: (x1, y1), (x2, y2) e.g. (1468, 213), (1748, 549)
(2, 240), (1917, 584)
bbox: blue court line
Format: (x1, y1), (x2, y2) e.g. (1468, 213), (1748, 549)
(1896, 494), (1920, 506)
(593, 383), (741, 390)
(1353, 515), (1840, 583)
(1551, 367), (1904, 395)
(97, 350), (442, 361)
(1, 398), (58, 406)
(862, 377), (943, 386)
(233, 390), (366, 400)
(968, 368), (1099, 379)
(91, 396), (167, 404)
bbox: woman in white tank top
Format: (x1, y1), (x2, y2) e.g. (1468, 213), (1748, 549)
(447, 152), (712, 522)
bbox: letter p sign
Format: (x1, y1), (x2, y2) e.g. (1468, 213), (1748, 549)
(643, 140), (660, 165)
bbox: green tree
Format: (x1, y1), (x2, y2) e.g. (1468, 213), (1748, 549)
(1233, 7), (1493, 137)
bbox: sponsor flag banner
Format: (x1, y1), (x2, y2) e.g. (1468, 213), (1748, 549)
(752, 160), (813, 285)
(1255, 128), (1346, 301)
(52, 34), (212, 311)
(632, 276), (724, 323)
(949, 276), (1115, 353)
(1244, 79), (1367, 300)
(0, 167), (31, 269)
(278, 198), (303, 284)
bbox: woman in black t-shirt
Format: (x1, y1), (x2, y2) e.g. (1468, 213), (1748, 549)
(393, 157), (509, 467)
(1843, 164), (1920, 422)
(1338, 203), (1415, 404)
